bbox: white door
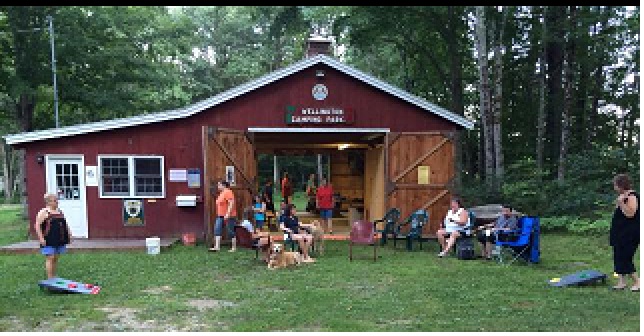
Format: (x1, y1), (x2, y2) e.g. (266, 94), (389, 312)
(46, 156), (88, 238)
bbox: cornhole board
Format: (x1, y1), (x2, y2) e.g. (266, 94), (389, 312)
(548, 269), (607, 287)
(38, 277), (101, 294)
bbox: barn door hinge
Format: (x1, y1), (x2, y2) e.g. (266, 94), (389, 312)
(208, 127), (217, 140)
(386, 180), (396, 196)
(442, 131), (456, 142)
(209, 181), (217, 195)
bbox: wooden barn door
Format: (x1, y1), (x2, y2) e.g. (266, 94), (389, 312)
(203, 127), (257, 246)
(385, 132), (455, 236)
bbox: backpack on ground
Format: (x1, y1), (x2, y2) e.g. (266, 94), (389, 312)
(456, 237), (475, 260)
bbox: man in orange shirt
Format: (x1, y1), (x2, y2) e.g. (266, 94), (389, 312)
(210, 180), (238, 252)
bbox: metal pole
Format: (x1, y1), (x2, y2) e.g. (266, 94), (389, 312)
(273, 155), (279, 189)
(47, 15), (59, 128)
(317, 154), (323, 182)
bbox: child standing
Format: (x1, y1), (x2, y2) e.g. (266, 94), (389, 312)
(253, 195), (266, 233)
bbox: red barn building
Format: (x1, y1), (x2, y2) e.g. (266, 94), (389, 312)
(4, 43), (473, 242)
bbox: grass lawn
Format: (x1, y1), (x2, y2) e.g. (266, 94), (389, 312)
(0, 208), (639, 332)
(272, 191), (309, 211)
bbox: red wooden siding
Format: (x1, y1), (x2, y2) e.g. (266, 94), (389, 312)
(19, 63), (461, 239)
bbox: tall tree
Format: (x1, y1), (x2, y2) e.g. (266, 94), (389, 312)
(536, 6), (547, 174)
(475, 6), (494, 185)
(544, 5), (566, 175)
(558, 6), (576, 182)
(491, 6), (509, 185)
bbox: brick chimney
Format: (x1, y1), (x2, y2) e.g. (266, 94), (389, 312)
(305, 35), (333, 58)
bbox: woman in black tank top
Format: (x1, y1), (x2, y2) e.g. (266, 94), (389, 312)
(609, 174), (640, 291)
(35, 194), (72, 279)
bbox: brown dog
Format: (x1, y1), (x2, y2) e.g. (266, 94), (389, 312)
(267, 243), (303, 269)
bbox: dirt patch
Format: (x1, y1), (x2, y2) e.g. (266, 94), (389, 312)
(214, 273), (235, 282)
(562, 261), (591, 268)
(511, 301), (536, 309)
(96, 307), (176, 332)
(142, 285), (173, 295)
(186, 299), (237, 311)
(0, 316), (26, 331)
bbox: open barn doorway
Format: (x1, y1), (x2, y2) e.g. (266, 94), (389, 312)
(250, 128), (388, 233)
(257, 153), (331, 213)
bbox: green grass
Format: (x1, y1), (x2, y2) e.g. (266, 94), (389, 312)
(273, 191), (309, 211)
(0, 206), (28, 246)
(0, 208), (639, 332)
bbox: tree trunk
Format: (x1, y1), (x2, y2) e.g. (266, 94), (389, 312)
(587, 6), (612, 150)
(15, 149), (27, 219)
(558, 6), (576, 182)
(1, 142), (14, 203)
(446, 6), (465, 190)
(492, 7), (508, 188)
(545, 6), (566, 175)
(16, 94), (35, 133)
(475, 6), (494, 185)
(536, 6), (547, 175)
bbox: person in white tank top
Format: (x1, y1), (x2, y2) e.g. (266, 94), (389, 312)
(436, 197), (469, 257)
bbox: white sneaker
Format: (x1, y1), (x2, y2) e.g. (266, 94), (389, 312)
(437, 251), (446, 258)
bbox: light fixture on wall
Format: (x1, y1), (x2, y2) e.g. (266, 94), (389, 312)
(316, 69), (325, 79)
(36, 154), (44, 164)
(338, 144), (350, 150)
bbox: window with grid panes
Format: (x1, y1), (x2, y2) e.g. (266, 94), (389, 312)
(99, 156), (164, 198)
(134, 158), (162, 196)
(100, 158), (130, 196)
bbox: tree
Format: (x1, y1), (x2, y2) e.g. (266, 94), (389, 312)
(474, 6), (494, 185)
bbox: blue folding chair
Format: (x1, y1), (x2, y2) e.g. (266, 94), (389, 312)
(494, 216), (540, 265)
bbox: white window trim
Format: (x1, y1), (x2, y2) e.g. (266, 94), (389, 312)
(98, 155), (165, 199)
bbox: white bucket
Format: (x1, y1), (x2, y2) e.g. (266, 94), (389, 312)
(146, 237), (161, 255)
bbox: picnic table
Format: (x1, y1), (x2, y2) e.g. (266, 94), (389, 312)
(469, 204), (523, 231)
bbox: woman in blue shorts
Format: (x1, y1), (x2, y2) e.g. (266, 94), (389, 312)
(35, 193), (72, 279)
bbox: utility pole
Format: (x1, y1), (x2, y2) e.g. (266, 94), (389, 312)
(46, 15), (59, 128)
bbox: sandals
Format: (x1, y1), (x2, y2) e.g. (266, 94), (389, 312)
(611, 285), (626, 290)
(631, 286), (640, 292)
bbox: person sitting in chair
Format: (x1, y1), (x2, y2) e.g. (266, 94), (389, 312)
(436, 197), (470, 258)
(240, 208), (272, 262)
(279, 204), (315, 263)
(476, 204), (519, 260)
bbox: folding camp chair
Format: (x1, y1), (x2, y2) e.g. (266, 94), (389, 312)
(234, 226), (271, 262)
(494, 216), (540, 265)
